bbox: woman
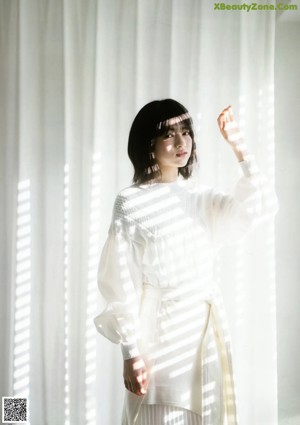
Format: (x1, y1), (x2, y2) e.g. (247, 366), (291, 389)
(94, 99), (277, 425)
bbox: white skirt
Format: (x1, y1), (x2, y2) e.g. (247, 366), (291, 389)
(122, 286), (238, 425)
(135, 404), (202, 425)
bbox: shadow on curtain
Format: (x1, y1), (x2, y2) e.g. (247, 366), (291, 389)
(0, 1), (276, 424)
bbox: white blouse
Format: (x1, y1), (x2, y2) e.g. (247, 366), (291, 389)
(94, 158), (278, 425)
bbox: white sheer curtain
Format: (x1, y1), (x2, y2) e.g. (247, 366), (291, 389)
(0, 1), (277, 424)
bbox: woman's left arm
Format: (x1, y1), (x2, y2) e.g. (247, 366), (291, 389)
(217, 105), (249, 162)
(203, 106), (278, 248)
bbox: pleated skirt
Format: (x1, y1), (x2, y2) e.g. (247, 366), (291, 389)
(135, 404), (202, 425)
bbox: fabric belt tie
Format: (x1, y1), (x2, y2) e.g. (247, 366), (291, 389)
(124, 285), (238, 425)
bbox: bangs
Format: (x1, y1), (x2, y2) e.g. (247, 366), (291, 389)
(128, 99), (197, 183)
(154, 112), (194, 138)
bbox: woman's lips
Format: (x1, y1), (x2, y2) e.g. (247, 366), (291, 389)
(176, 152), (187, 157)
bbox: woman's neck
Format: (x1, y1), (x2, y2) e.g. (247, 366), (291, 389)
(157, 168), (179, 183)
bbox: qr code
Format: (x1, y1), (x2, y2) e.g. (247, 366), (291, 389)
(2, 397), (28, 423)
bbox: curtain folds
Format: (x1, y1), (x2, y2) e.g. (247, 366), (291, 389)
(0, 1), (277, 424)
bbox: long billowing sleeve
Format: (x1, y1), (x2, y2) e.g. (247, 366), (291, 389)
(94, 194), (144, 360)
(202, 157), (278, 248)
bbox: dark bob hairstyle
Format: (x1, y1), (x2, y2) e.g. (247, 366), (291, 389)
(128, 99), (197, 184)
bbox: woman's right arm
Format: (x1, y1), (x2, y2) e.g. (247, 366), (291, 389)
(94, 194), (148, 395)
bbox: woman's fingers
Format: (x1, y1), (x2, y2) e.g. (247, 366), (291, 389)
(228, 106), (234, 122)
(132, 368), (147, 395)
(217, 105), (234, 130)
(124, 377), (138, 394)
(123, 356), (148, 396)
(137, 369), (147, 395)
(125, 376), (145, 396)
(217, 105), (244, 144)
(124, 378), (132, 393)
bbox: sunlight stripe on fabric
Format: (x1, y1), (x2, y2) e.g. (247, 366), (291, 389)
(135, 404), (202, 425)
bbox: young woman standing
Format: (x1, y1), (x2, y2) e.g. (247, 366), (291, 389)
(94, 99), (277, 425)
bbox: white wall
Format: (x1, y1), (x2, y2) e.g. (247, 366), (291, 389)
(275, 18), (300, 425)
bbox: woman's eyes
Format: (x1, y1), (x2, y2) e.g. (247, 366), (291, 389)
(163, 130), (190, 139)
(164, 133), (175, 139)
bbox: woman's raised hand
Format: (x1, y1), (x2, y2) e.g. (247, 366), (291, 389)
(123, 356), (148, 396)
(217, 105), (248, 162)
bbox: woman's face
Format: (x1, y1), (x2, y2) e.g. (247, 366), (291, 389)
(153, 121), (193, 180)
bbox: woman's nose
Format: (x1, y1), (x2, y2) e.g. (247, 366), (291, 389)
(175, 132), (185, 147)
